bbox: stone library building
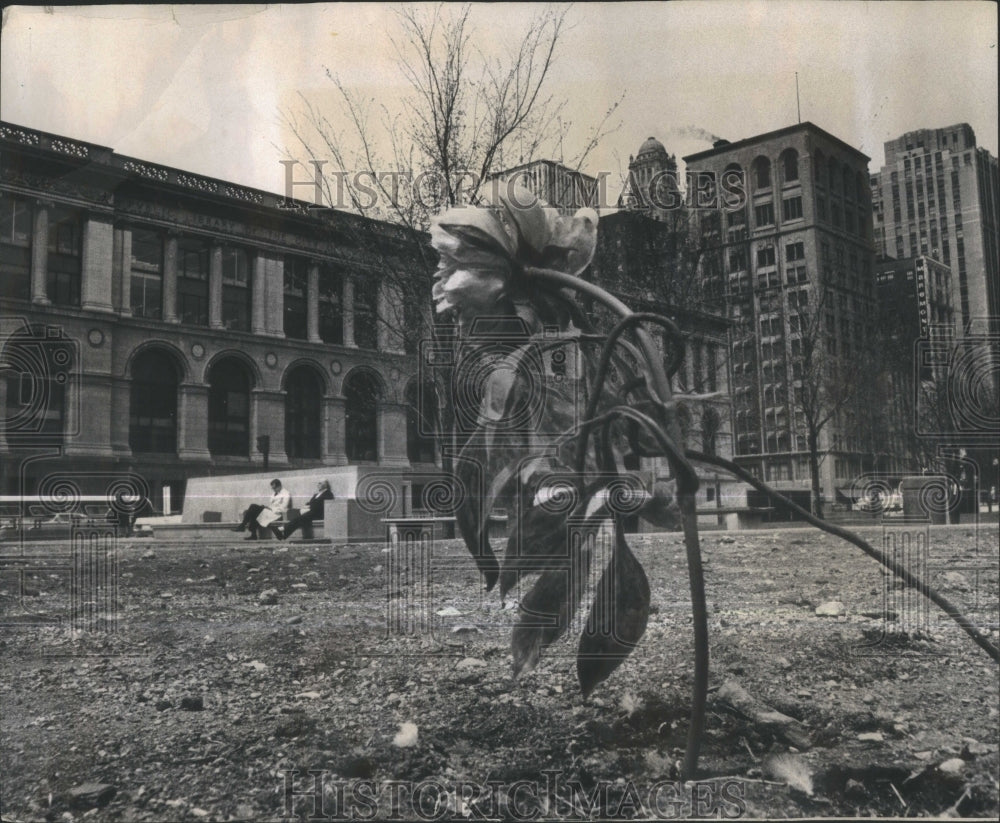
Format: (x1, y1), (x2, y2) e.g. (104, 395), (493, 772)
(0, 121), (440, 513)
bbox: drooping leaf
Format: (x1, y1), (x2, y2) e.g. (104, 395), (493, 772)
(638, 478), (682, 530)
(453, 448), (501, 591)
(500, 475), (610, 598)
(511, 531), (595, 677)
(577, 527), (651, 698)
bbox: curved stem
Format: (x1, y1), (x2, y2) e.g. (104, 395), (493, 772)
(525, 267), (708, 780)
(687, 450), (1000, 664)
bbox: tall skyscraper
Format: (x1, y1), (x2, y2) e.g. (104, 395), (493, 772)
(685, 122), (880, 513)
(872, 124), (999, 337)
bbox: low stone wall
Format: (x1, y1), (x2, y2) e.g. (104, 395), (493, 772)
(182, 467), (360, 526)
(181, 466), (452, 542)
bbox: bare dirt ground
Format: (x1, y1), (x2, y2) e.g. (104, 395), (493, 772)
(2, 523), (998, 821)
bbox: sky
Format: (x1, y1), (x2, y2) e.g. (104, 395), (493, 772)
(1, 2), (997, 203)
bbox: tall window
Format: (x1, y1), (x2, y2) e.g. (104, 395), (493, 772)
(782, 196), (803, 221)
(129, 349), (178, 453)
(208, 357), (251, 456)
(754, 202), (775, 227)
(130, 228), (163, 319)
(285, 366), (323, 461)
(284, 255), (308, 339)
(344, 370), (382, 462)
(354, 277), (378, 350)
(318, 264), (343, 344)
(756, 246), (776, 268)
(780, 148), (799, 183)
(178, 238), (209, 325)
(3, 326), (72, 446)
(405, 380), (438, 464)
(47, 207), (81, 307)
(0, 195), (32, 300)
(222, 248), (251, 331)
(752, 156), (772, 190)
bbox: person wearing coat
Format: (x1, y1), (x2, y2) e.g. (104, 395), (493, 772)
(277, 480), (334, 540)
(232, 479), (291, 540)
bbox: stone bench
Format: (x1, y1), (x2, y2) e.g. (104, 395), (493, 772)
(382, 513), (508, 543)
(697, 507), (775, 531)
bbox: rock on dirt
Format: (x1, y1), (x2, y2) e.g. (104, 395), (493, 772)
(257, 589), (279, 605)
(68, 782), (116, 809)
(815, 601), (845, 617)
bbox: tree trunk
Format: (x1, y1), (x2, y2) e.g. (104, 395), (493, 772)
(808, 430), (823, 519)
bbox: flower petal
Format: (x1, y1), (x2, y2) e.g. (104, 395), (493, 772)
(433, 207), (517, 259)
(495, 183), (549, 257)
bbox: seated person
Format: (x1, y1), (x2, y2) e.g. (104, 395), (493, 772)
(232, 479), (291, 540)
(277, 480), (334, 540)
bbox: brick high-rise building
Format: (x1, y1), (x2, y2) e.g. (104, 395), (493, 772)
(871, 124), (1000, 337)
(684, 122), (880, 513)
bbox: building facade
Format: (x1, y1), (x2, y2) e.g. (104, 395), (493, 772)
(486, 159), (603, 215)
(0, 122), (440, 511)
(618, 137), (680, 221)
(587, 209), (741, 520)
(871, 124), (1000, 338)
(873, 254), (956, 472)
(684, 122), (880, 511)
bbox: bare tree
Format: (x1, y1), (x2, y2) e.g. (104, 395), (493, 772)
(789, 288), (870, 517)
(280, 4), (623, 227)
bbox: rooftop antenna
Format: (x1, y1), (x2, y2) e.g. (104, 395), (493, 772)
(795, 72), (801, 123)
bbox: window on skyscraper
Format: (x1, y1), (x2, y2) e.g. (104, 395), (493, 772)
(780, 148), (799, 183)
(753, 156), (772, 190)
(782, 197), (803, 221)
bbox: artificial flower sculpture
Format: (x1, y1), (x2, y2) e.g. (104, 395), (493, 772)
(429, 182), (686, 705)
(424, 181), (1000, 786)
(430, 183), (598, 332)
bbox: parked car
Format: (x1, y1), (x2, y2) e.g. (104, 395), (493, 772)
(857, 487), (902, 513)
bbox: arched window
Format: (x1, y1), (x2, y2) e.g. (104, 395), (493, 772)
(780, 148), (799, 183)
(129, 349), (178, 453)
(855, 171), (866, 203)
(842, 167), (853, 200)
(752, 156), (772, 190)
(208, 357), (251, 456)
(344, 370), (382, 462)
(285, 365), (323, 461)
(405, 380), (438, 464)
(827, 157), (838, 191)
(813, 149), (825, 183)
(2, 325), (73, 446)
